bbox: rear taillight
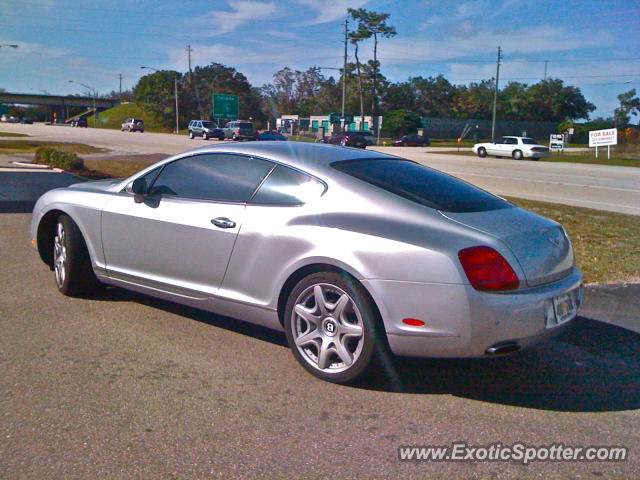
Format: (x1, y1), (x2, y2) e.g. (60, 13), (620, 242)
(458, 246), (519, 291)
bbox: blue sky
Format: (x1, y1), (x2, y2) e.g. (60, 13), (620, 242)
(1, 0), (639, 119)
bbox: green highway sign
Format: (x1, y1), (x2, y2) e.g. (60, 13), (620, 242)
(212, 94), (239, 120)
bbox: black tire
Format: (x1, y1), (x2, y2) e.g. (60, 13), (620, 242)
(189, 131), (194, 139)
(53, 215), (102, 297)
(232, 133), (238, 141)
(478, 147), (487, 158)
(340, 139), (347, 147)
(203, 133), (209, 140)
(284, 271), (386, 384)
(513, 150), (523, 160)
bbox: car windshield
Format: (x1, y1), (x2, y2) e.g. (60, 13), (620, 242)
(202, 121), (216, 128)
(521, 137), (539, 144)
(332, 158), (512, 213)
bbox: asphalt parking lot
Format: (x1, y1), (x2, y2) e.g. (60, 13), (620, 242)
(0, 163), (638, 478)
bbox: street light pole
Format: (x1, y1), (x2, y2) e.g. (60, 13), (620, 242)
(141, 66), (180, 134)
(68, 80), (97, 127)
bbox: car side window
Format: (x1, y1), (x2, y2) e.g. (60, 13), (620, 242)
(149, 154), (274, 202)
(250, 165), (325, 206)
(505, 138), (517, 145)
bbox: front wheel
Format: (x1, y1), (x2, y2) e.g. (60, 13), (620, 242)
(513, 149), (523, 160)
(284, 272), (384, 384)
(477, 147), (487, 158)
(53, 215), (102, 296)
(189, 131), (194, 139)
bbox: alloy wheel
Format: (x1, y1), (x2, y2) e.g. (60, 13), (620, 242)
(291, 283), (364, 374)
(53, 221), (67, 288)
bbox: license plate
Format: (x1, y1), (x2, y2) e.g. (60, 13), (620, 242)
(547, 287), (582, 327)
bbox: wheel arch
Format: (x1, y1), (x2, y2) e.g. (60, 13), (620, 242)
(276, 263), (384, 330)
(36, 208), (67, 267)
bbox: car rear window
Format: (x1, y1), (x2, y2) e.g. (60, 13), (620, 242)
(521, 138), (539, 144)
(332, 159), (512, 213)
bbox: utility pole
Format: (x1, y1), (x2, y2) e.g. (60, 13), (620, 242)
(118, 73), (123, 98)
(186, 44), (193, 81)
(491, 46), (502, 142)
(341, 20), (348, 131)
(174, 77), (179, 134)
(543, 60), (549, 80)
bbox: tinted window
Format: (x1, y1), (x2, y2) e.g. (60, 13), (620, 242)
(251, 165), (325, 205)
(149, 154), (273, 202)
(238, 122), (253, 129)
(504, 137), (518, 145)
(202, 121), (216, 128)
(332, 159), (511, 213)
(521, 137), (538, 144)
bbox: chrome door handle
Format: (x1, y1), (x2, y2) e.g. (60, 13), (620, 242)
(211, 217), (236, 229)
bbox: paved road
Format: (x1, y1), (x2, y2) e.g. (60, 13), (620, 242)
(0, 210), (638, 478)
(2, 123), (639, 215)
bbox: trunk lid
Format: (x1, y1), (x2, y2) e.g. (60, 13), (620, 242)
(441, 206), (574, 287)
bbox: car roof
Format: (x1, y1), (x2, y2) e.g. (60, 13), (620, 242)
(152, 141), (392, 180)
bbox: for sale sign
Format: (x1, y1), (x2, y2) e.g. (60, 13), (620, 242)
(589, 128), (617, 147)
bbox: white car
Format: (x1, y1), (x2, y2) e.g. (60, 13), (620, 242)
(473, 136), (550, 160)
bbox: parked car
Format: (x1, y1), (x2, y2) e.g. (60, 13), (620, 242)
(258, 130), (287, 141)
(121, 118), (145, 133)
(188, 120), (225, 140)
(392, 134), (430, 147)
(321, 133), (367, 149)
(20, 117), (34, 124)
(223, 121), (258, 141)
(31, 142), (582, 384)
(352, 130), (375, 146)
(473, 136), (550, 160)
(70, 117), (88, 128)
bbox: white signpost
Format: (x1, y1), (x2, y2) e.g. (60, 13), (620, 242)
(589, 128), (617, 159)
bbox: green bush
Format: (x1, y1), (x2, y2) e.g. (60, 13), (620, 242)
(34, 147), (85, 170)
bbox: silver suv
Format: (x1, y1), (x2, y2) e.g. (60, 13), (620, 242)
(188, 120), (225, 140)
(224, 121), (257, 141)
(121, 118), (144, 133)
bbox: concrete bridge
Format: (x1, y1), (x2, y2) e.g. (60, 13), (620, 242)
(0, 92), (120, 109)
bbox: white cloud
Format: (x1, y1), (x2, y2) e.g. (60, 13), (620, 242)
(192, 1), (278, 35)
(293, 0), (371, 25)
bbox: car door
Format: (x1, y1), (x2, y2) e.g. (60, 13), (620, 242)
(101, 153), (275, 296)
(486, 137), (503, 155)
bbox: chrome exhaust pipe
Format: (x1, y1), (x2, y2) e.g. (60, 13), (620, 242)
(485, 342), (521, 355)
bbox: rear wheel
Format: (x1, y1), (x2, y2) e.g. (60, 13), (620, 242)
(284, 272), (385, 384)
(232, 133), (238, 141)
(53, 215), (102, 296)
(203, 133), (209, 140)
(477, 147), (487, 158)
(513, 149), (523, 160)
(189, 131), (194, 139)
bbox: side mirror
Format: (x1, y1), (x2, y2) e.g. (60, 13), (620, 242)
(127, 177), (147, 195)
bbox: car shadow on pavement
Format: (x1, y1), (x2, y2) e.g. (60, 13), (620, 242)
(94, 286), (289, 348)
(358, 317), (640, 413)
(90, 287), (638, 413)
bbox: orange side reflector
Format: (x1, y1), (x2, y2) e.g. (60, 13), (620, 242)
(31, 239), (36, 245)
(402, 318), (425, 327)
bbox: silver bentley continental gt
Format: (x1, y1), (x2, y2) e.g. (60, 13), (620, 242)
(31, 142), (583, 383)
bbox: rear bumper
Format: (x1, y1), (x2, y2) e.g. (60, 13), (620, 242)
(363, 267), (583, 358)
(527, 151), (550, 158)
